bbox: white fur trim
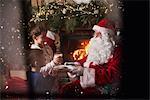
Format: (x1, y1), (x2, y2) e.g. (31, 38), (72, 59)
(31, 44), (41, 49)
(40, 60), (56, 75)
(80, 68), (95, 88)
(46, 30), (55, 40)
(92, 25), (114, 34)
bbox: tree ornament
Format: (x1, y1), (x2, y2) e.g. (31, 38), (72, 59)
(73, 0), (92, 4)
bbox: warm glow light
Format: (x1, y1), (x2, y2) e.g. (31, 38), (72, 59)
(73, 41), (90, 60)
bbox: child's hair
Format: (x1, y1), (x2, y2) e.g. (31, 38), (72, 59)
(30, 25), (42, 38)
(54, 52), (62, 55)
(54, 52), (63, 57)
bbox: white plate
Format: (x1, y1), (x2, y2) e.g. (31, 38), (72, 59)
(53, 65), (66, 69)
(54, 65), (76, 71)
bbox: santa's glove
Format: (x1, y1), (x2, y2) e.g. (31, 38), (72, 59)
(70, 65), (83, 76)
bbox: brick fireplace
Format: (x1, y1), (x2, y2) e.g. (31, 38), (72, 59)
(60, 29), (93, 62)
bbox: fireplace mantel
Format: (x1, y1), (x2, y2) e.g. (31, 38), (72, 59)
(60, 28), (93, 38)
(60, 28), (93, 33)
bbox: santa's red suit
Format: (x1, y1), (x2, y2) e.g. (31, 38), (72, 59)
(60, 18), (122, 98)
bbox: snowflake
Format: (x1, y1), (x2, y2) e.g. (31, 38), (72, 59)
(19, 50), (22, 53)
(46, 91), (50, 95)
(1, 46), (5, 50)
(8, 42), (11, 45)
(17, 36), (20, 39)
(22, 53), (25, 56)
(11, 27), (15, 32)
(0, 26), (4, 29)
(0, 58), (4, 63)
(19, 53), (22, 56)
(17, 48), (19, 50)
(14, 6), (17, 9)
(11, 36), (14, 39)
(1, 3), (4, 7)
(22, 23), (25, 25)
(14, 30), (17, 33)
(0, 58), (3, 60)
(19, 20), (22, 23)
(16, 29), (20, 32)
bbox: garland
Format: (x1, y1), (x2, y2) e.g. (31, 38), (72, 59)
(30, 1), (111, 32)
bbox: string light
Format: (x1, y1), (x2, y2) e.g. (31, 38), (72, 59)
(30, 1), (109, 23)
(30, 1), (123, 31)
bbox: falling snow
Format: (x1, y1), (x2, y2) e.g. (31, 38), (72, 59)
(19, 53), (22, 56)
(14, 6), (17, 9)
(0, 0), (28, 72)
(11, 27), (15, 32)
(16, 48), (19, 50)
(16, 29), (20, 32)
(11, 36), (14, 39)
(17, 36), (20, 39)
(1, 3), (4, 7)
(22, 23), (25, 25)
(0, 26), (4, 29)
(0, 58), (3, 61)
(8, 42), (11, 45)
(1, 46), (5, 50)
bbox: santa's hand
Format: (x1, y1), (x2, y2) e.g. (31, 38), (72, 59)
(70, 65), (83, 76)
(67, 72), (76, 78)
(70, 62), (83, 75)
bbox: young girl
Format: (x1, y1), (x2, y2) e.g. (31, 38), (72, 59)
(27, 25), (61, 96)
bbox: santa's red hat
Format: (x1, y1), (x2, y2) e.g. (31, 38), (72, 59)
(92, 18), (116, 34)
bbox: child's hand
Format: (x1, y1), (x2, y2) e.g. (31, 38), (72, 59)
(40, 67), (49, 77)
(53, 53), (63, 65)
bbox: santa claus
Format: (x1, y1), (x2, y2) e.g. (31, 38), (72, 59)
(60, 18), (122, 98)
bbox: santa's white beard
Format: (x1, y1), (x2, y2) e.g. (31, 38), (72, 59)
(84, 32), (115, 67)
